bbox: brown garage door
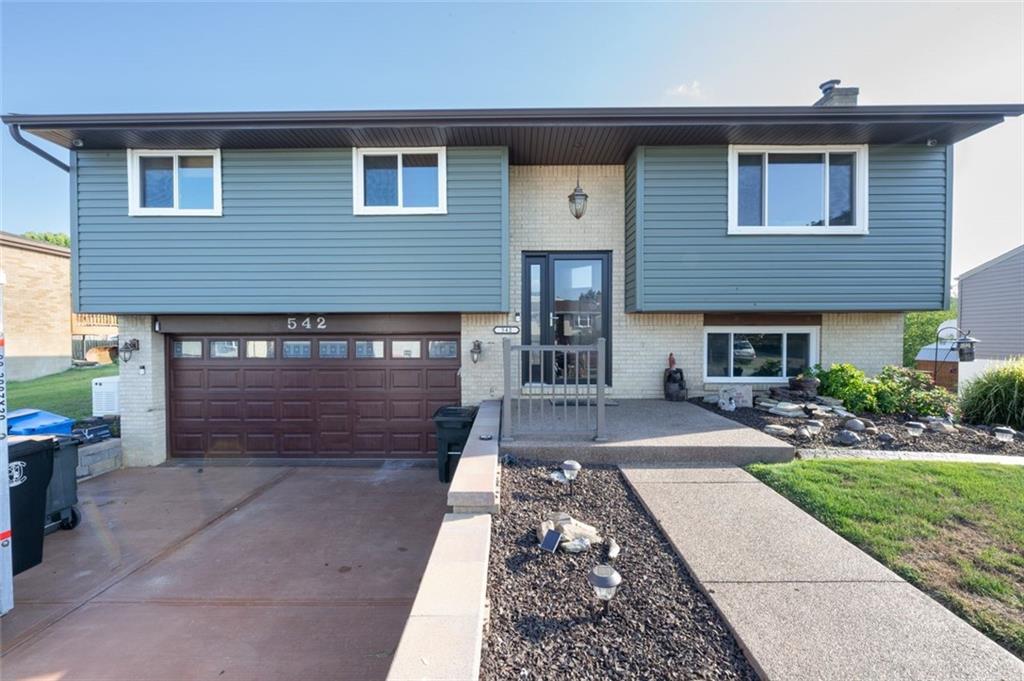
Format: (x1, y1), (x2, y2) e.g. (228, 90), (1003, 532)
(167, 334), (461, 458)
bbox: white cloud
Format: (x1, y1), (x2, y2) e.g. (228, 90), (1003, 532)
(664, 80), (704, 100)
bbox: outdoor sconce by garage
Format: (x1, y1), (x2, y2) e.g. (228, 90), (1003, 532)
(119, 338), (140, 363)
(470, 340), (483, 364)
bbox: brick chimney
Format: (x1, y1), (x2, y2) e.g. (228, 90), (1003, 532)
(813, 79), (859, 107)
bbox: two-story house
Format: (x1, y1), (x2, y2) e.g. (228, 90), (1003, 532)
(6, 83), (1022, 465)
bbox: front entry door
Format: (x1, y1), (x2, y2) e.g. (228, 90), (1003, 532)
(522, 252), (611, 385)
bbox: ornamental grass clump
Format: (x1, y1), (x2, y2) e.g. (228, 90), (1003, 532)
(959, 358), (1024, 431)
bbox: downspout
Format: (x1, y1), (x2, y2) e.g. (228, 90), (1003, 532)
(7, 124), (70, 172)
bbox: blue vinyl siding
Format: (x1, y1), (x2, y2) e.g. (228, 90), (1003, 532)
(73, 147), (508, 313)
(627, 145), (951, 311)
(624, 148), (639, 312)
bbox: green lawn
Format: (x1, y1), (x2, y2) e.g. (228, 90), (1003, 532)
(748, 459), (1024, 659)
(9, 365), (119, 421)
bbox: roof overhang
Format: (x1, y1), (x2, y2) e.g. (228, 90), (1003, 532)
(4, 104), (1023, 165)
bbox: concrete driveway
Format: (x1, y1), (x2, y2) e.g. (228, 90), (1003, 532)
(1, 462), (448, 681)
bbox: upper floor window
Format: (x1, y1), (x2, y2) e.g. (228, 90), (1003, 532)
(728, 145), (867, 235)
(352, 147), (447, 215)
(127, 149), (222, 216)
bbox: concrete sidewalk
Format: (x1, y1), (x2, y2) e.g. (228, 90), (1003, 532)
(621, 465), (1024, 681)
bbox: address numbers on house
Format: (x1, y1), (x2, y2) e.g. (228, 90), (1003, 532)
(286, 316), (327, 331)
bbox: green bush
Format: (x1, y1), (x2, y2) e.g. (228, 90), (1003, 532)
(875, 366), (958, 417)
(813, 363), (877, 413)
(960, 358), (1024, 431)
(812, 363), (957, 417)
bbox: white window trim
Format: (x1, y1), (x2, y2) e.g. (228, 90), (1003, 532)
(703, 325), (820, 384)
(352, 147), (447, 215)
(727, 145), (868, 235)
(127, 149), (222, 217)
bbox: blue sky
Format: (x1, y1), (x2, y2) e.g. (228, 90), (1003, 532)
(2, 1), (1022, 276)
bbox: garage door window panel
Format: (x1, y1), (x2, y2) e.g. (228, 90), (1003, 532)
(392, 340), (422, 359)
(356, 340), (385, 359)
(210, 340), (239, 359)
(319, 340), (349, 359)
(173, 340), (203, 359)
(428, 340), (458, 359)
(283, 340), (312, 359)
(245, 340), (276, 359)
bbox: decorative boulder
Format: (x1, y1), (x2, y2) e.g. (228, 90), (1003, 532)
(764, 424), (796, 437)
(845, 418), (866, 432)
(878, 432), (896, 444)
(794, 426), (812, 440)
(928, 421), (957, 435)
(834, 430), (863, 446)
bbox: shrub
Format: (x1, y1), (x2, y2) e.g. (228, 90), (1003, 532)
(813, 363), (878, 413)
(875, 366), (958, 417)
(960, 358), (1024, 431)
(812, 363), (957, 417)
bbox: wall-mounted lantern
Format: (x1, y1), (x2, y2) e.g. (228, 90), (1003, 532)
(568, 145), (588, 219)
(470, 340), (483, 364)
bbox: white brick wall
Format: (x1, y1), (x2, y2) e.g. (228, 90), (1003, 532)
(117, 315), (168, 466)
(820, 312), (904, 376)
(461, 166), (703, 403)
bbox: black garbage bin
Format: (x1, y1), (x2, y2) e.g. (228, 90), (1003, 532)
(45, 436), (81, 534)
(8, 438), (55, 575)
(432, 405), (478, 483)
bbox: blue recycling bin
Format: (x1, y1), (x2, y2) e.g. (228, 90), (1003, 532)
(9, 409), (75, 436)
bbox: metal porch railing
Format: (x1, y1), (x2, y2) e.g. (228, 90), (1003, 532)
(500, 337), (606, 442)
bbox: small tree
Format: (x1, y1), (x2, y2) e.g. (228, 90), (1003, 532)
(22, 231), (71, 248)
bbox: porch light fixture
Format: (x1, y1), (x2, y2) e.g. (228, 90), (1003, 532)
(119, 338), (140, 363)
(993, 427), (1016, 444)
(561, 460), (581, 496)
(588, 564), (622, 616)
(904, 421), (925, 438)
(568, 144), (588, 219)
(470, 340), (482, 364)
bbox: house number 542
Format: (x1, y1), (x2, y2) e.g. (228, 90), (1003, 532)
(287, 316), (327, 330)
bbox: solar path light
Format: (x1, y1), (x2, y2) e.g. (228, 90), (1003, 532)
(588, 564), (622, 616)
(561, 460), (581, 496)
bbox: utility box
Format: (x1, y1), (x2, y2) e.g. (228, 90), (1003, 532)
(92, 375), (120, 416)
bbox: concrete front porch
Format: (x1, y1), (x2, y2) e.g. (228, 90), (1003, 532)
(500, 399), (794, 465)
(1, 462), (448, 680)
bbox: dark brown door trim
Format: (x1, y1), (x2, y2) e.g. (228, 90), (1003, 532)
(155, 313), (461, 335)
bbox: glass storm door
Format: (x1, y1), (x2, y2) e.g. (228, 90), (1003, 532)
(522, 253), (611, 385)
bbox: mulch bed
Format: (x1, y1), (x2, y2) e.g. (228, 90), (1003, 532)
(691, 398), (1024, 457)
(481, 461), (757, 681)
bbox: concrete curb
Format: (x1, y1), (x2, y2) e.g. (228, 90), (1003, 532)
(386, 513), (492, 681)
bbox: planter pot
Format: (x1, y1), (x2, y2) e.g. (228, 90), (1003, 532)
(789, 377), (821, 392)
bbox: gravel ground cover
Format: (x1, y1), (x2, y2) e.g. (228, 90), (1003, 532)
(481, 461), (757, 681)
(691, 399), (1024, 457)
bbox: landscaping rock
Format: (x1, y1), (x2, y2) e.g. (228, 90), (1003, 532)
(764, 424), (796, 437)
(552, 514), (603, 544)
(769, 406), (806, 418)
(536, 520), (556, 544)
(928, 421), (957, 435)
(560, 537), (591, 553)
(794, 426), (812, 440)
(834, 430), (863, 446)
(845, 418), (866, 432)
(548, 470), (567, 484)
(878, 432), (896, 444)
(607, 538), (621, 561)
(864, 426), (880, 436)
(484, 463), (757, 680)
